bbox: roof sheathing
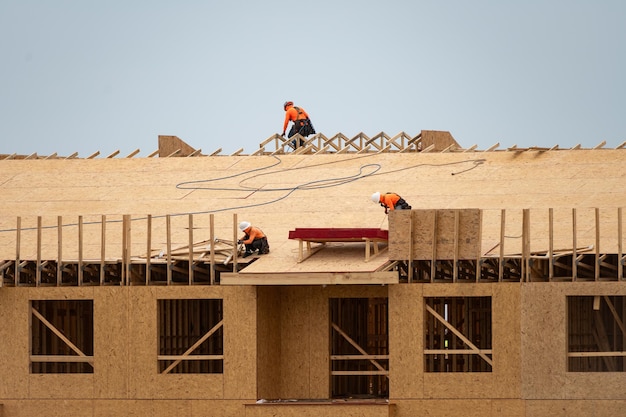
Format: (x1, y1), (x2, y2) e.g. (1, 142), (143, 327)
(0, 147), (624, 268)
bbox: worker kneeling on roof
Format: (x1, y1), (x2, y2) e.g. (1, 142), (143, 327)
(371, 191), (412, 214)
(238, 221), (270, 258)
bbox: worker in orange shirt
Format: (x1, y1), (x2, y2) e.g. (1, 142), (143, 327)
(371, 192), (412, 214)
(281, 101), (316, 149)
(237, 221), (270, 258)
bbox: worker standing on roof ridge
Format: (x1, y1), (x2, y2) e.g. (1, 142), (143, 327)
(281, 101), (316, 149)
(371, 192), (412, 214)
(237, 221), (270, 258)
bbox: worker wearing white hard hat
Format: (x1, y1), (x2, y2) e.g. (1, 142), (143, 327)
(371, 192), (412, 214)
(238, 221), (270, 258)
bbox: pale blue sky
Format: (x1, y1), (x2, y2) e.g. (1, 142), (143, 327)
(1, 1), (625, 156)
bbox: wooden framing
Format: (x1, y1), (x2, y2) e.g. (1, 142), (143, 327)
(3, 206), (626, 286)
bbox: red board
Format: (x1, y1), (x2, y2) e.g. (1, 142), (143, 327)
(288, 228), (388, 242)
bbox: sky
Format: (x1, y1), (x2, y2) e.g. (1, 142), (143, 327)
(1, 1), (625, 157)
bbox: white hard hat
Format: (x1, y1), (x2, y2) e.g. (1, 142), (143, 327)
(239, 221), (251, 231)
(371, 192), (381, 203)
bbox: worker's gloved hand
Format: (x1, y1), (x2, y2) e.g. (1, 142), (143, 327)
(281, 133), (285, 138)
(237, 240), (243, 244)
(384, 208), (388, 214)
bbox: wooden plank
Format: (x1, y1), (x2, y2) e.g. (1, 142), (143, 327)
(595, 208), (600, 281)
(15, 216), (20, 285)
(56, 216), (62, 286)
(408, 211), (413, 283)
(100, 215), (106, 285)
(499, 209), (505, 282)
(166, 214), (172, 285)
(220, 271), (398, 285)
(453, 210), (459, 282)
(209, 214), (215, 285)
(549, 208), (554, 280)
(572, 208), (577, 281)
(146, 215), (151, 284)
(233, 213), (238, 272)
(188, 214), (193, 284)
(36, 216), (42, 286)
(78, 215), (83, 286)
(619, 208), (623, 280)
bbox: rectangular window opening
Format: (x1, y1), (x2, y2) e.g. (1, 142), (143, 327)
(158, 298), (223, 374)
(330, 297), (389, 399)
(567, 295), (625, 372)
(424, 296), (492, 372)
(31, 299), (94, 374)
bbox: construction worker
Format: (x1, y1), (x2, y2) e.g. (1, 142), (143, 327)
(371, 192), (412, 214)
(281, 101), (315, 149)
(237, 221), (270, 258)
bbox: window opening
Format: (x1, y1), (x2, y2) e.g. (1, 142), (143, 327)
(330, 297), (389, 399)
(158, 298), (223, 374)
(567, 296), (626, 372)
(424, 296), (492, 372)
(31, 299), (94, 373)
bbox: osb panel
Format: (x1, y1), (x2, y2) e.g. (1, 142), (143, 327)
(257, 287), (282, 400)
(420, 130), (460, 151)
(392, 399), (509, 417)
(388, 209), (481, 260)
(0, 399), (94, 417)
(190, 399), (250, 417)
(521, 282), (626, 401)
(520, 283), (568, 400)
(4, 398), (241, 417)
(2, 150), (626, 263)
(491, 285), (522, 398)
(278, 287), (314, 399)
(388, 285), (424, 399)
(124, 286), (247, 400)
(223, 286), (258, 400)
(491, 399), (525, 417)
(0, 288), (30, 398)
(420, 284), (522, 400)
(244, 402), (393, 417)
(158, 135), (198, 157)
(308, 288), (330, 399)
(94, 286), (130, 398)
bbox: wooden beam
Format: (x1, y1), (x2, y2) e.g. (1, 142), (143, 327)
(146, 215), (152, 284)
(220, 271), (398, 285)
(549, 208), (554, 280)
(499, 209), (505, 282)
(209, 214), (215, 285)
(188, 214), (193, 284)
(166, 214), (172, 285)
(36, 216), (42, 286)
(485, 143), (500, 152)
(15, 216), (20, 285)
(100, 215), (106, 285)
(619, 208), (623, 280)
(572, 208), (577, 281)
(57, 216), (62, 286)
(595, 208), (600, 281)
(78, 216), (84, 285)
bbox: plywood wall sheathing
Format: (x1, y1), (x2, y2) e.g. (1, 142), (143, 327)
(388, 209), (481, 260)
(158, 135), (199, 157)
